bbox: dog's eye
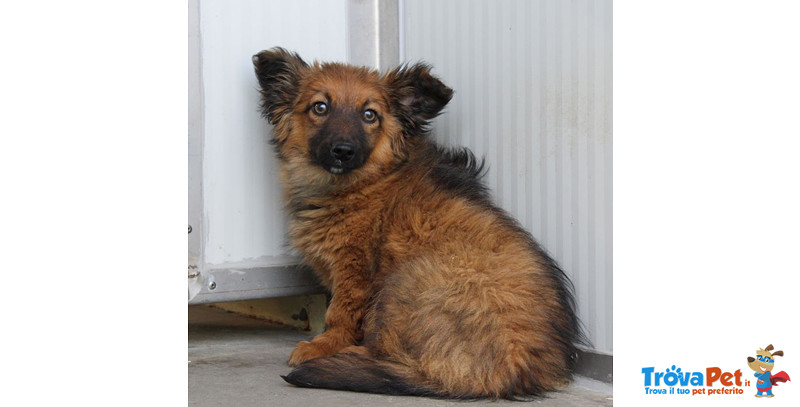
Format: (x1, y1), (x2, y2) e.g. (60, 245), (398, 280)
(362, 109), (377, 123)
(312, 102), (328, 116)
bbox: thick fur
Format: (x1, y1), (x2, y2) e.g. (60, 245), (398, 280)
(253, 47), (583, 399)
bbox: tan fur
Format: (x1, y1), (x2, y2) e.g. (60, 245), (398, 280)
(254, 48), (580, 398)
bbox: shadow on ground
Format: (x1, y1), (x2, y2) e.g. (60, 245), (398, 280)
(189, 305), (613, 406)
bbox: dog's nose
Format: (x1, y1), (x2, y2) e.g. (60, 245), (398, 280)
(330, 142), (355, 162)
(748, 357), (755, 363)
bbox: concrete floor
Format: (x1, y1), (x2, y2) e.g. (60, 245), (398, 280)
(189, 305), (613, 406)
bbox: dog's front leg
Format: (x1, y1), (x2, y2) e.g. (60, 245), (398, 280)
(288, 270), (368, 366)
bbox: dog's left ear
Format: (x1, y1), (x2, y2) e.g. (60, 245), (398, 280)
(384, 63), (453, 136)
(252, 47), (308, 125)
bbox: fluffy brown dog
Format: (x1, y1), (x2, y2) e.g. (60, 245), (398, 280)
(252, 47), (582, 399)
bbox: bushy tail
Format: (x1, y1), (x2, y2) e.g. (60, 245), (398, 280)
(281, 353), (436, 397)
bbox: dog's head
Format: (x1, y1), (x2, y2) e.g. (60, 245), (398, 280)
(252, 48), (452, 181)
(747, 344), (783, 373)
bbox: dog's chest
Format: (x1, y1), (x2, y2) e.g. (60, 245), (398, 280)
(289, 197), (383, 274)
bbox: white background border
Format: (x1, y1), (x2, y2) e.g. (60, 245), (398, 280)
(1, 1), (798, 405)
(615, 0), (799, 405)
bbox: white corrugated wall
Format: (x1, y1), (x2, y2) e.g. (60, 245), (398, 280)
(199, 0), (348, 267)
(401, 0), (613, 354)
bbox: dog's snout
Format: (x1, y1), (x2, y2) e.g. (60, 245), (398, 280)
(748, 357), (755, 363)
(331, 142), (356, 162)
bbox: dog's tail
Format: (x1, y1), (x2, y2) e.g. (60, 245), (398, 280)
(281, 353), (438, 397)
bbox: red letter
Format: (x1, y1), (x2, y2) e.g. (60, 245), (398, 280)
(721, 372), (733, 386)
(706, 367), (721, 386)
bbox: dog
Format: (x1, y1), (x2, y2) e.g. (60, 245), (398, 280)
(252, 47), (583, 399)
(747, 344), (790, 397)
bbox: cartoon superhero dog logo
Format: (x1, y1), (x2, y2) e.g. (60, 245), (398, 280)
(747, 344), (791, 397)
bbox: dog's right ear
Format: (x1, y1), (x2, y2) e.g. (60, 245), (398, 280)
(384, 63), (453, 137)
(252, 48), (308, 124)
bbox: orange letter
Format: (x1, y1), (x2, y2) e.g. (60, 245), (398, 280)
(721, 372), (733, 386)
(706, 367), (721, 386)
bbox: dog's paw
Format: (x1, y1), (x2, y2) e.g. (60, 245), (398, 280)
(288, 340), (328, 366)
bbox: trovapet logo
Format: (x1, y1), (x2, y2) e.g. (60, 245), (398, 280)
(641, 365), (747, 396)
(641, 344), (791, 398)
(746, 344), (791, 398)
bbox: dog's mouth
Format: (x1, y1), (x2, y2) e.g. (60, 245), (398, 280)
(309, 133), (372, 176)
(325, 158), (347, 175)
(319, 156), (362, 175)
(309, 141), (370, 176)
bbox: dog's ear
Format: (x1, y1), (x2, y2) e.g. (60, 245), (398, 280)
(772, 350), (784, 357)
(252, 47), (308, 124)
(384, 63), (453, 136)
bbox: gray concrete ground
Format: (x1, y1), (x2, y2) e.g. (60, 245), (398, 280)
(189, 305), (613, 406)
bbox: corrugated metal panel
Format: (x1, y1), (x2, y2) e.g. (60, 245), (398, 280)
(199, 0), (348, 267)
(402, 0), (612, 354)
